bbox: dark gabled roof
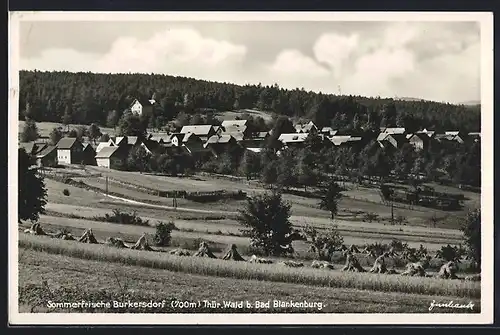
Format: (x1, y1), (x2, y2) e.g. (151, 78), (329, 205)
(83, 143), (96, 152)
(36, 145), (57, 158)
(19, 142), (35, 154)
(387, 133), (407, 145)
(56, 137), (81, 149)
(142, 139), (161, 152)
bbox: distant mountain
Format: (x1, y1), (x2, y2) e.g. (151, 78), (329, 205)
(396, 97), (481, 106)
(459, 100), (481, 106)
(395, 97), (429, 102)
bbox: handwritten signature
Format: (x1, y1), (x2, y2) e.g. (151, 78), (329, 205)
(429, 300), (475, 312)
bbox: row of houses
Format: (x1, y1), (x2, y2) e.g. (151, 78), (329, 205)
(282, 121), (480, 151)
(19, 137), (97, 167)
(20, 118), (481, 170)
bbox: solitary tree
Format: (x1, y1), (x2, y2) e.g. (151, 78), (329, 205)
(239, 150), (261, 180)
(319, 180), (343, 220)
(106, 110), (120, 129)
(88, 123), (102, 144)
(49, 127), (63, 145)
(127, 146), (151, 173)
(20, 119), (39, 143)
(18, 148), (47, 222)
(118, 114), (147, 137)
(461, 208), (481, 270)
(237, 191), (294, 256)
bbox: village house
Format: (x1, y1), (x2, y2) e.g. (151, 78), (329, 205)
(379, 127), (406, 135)
(149, 134), (173, 145)
(444, 131), (466, 144)
(129, 98), (155, 116)
(35, 145), (58, 167)
(170, 133), (185, 147)
(82, 143), (97, 165)
(378, 133), (407, 149)
(140, 139), (163, 155)
(96, 139), (116, 153)
(240, 131), (269, 149)
(95, 145), (129, 169)
(328, 135), (363, 147)
(295, 121), (318, 134)
(321, 127), (338, 136)
(56, 137), (84, 165)
(204, 134), (237, 156)
(180, 125), (217, 142)
(181, 133), (206, 151)
(19, 141), (47, 157)
(416, 128), (436, 138)
(278, 133), (309, 148)
(407, 133), (430, 151)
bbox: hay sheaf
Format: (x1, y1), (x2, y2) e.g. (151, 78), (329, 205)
(24, 223), (47, 235)
(130, 234), (154, 251)
(222, 244), (245, 261)
(77, 228), (98, 244)
(193, 241), (217, 258)
(435, 261), (459, 280)
(368, 252), (392, 274)
(341, 252), (366, 272)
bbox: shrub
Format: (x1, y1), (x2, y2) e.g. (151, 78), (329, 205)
(363, 212), (379, 223)
(303, 224), (344, 260)
(62, 189), (70, 196)
(461, 208), (481, 270)
(100, 209), (150, 226)
(153, 221), (174, 247)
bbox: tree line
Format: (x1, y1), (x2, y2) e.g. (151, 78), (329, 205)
(19, 70), (480, 133)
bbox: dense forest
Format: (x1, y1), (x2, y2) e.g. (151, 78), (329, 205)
(19, 71), (481, 133)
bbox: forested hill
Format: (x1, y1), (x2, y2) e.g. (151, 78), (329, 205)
(19, 70), (481, 133)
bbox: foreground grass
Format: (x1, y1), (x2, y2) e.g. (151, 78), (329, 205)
(19, 234), (480, 299)
(19, 249), (479, 313)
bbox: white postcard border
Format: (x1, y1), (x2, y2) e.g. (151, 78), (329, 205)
(8, 11), (494, 325)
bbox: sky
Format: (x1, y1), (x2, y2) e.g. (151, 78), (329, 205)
(18, 20), (481, 104)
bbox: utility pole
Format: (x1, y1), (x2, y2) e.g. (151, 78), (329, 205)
(106, 175), (108, 196)
(391, 201), (394, 224)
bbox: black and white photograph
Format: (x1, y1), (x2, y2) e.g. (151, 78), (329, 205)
(8, 11), (494, 325)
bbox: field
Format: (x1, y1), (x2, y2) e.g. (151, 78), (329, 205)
(19, 120), (118, 139)
(17, 157), (482, 314)
(216, 109), (274, 122)
(19, 249), (479, 314)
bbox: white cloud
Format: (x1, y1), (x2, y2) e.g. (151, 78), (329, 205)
(268, 49), (330, 77)
(21, 28), (247, 79)
(313, 33), (359, 77)
(265, 22), (480, 102)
